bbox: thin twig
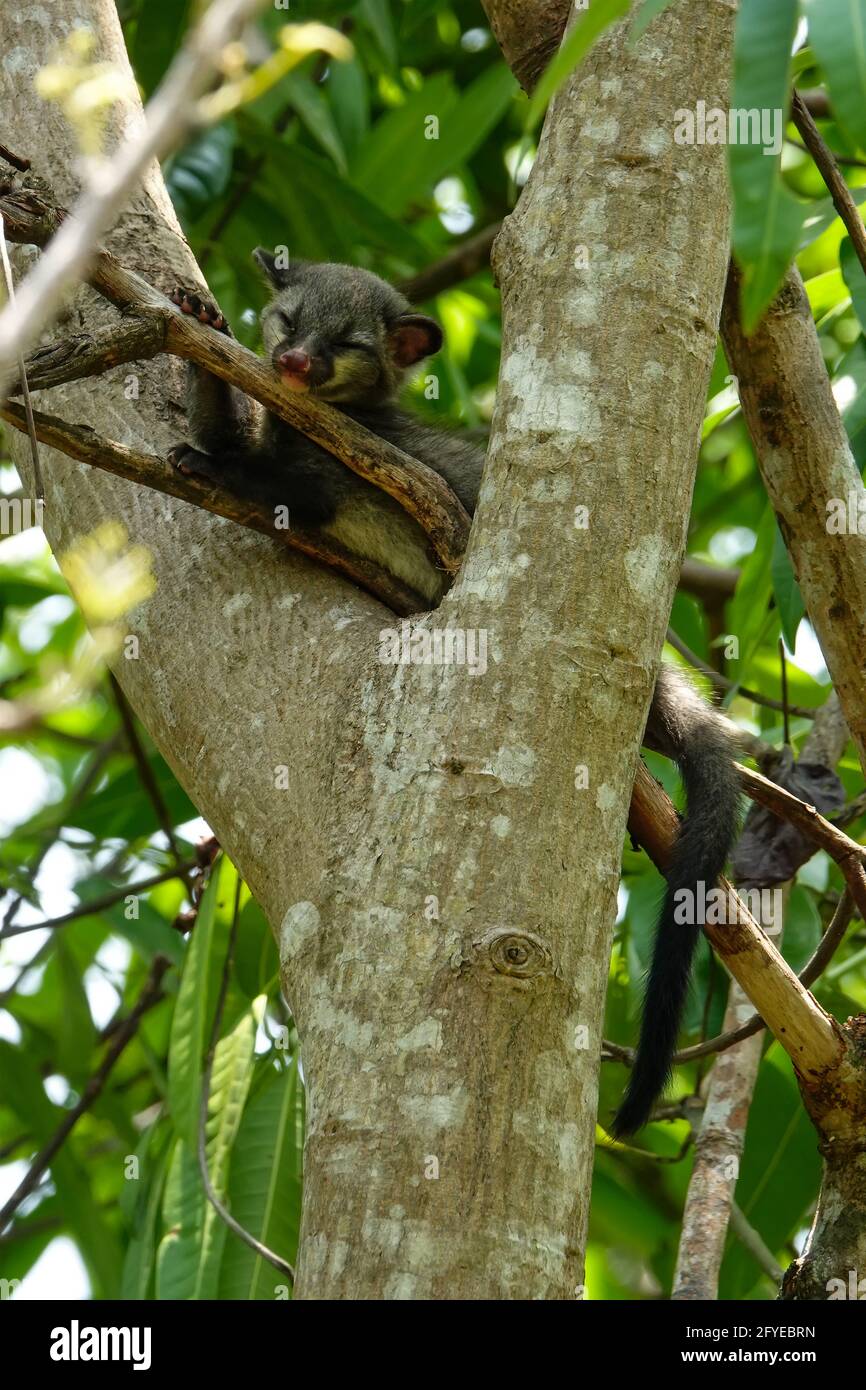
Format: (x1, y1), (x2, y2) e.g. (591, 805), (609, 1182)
(0, 955), (171, 1234)
(1, 731), (122, 931)
(730, 1202), (784, 1284)
(791, 88), (866, 280)
(0, 861), (198, 940)
(109, 673), (185, 866)
(677, 556), (739, 605)
(787, 136), (866, 170)
(0, 142), (30, 172)
(738, 761), (866, 921)
(666, 627), (816, 719)
(398, 222), (502, 302)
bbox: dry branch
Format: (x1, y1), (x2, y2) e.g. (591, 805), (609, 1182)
(791, 89), (866, 277)
(0, 399), (424, 615)
(628, 760), (844, 1082)
(0, 177), (472, 577)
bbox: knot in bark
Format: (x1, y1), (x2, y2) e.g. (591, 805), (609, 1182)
(472, 926), (553, 982)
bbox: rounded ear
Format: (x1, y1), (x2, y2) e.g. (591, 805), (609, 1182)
(252, 246), (290, 288)
(388, 314), (443, 367)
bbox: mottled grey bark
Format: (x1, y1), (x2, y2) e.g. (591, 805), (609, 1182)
(722, 268), (866, 777)
(287, 2), (735, 1298)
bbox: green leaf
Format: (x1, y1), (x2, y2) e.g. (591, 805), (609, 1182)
(129, 0), (193, 97)
(218, 1057), (304, 1299)
(237, 117), (429, 261)
(0, 1197), (62, 1285)
(96, 890), (186, 967)
(0, 570), (66, 607)
(527, 0), (631, 129)
(68, 754), (198, 838)
(233, 897), (279, 999)
(55, 938), (97, 1083)
(728, 503), (778, 676)
(771, 524), (805, 653)
(782, 886), (823, 975)
(157, 1006), (257, 1299)
(328, 57), (370, 162)
(799, 185), (866, 250)
(280, 72), (348, 173)
(0, 1040), (122, 1293)
(358, 0), (399, 70)
(121, 1122), (173, 1300)
(353, 66), (517, 215)
(167, 874), (219, 1147)
(805, 0), (866, 152)
(730, 0), (804, 330)
(840, 235), (866, 332)
(165, 124), (236, 225)
(835, 337), (866, 465)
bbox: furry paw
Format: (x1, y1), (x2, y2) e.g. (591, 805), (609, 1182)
(170, 287), (230, 334)
(168, 443), (220, 481)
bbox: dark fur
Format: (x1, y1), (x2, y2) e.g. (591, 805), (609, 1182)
(611, 665), (741, 1137)
(174, 255), (741, 1136)
(172, 257), (480, 603)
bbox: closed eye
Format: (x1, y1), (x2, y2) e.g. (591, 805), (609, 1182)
(334, 340), (375, 355)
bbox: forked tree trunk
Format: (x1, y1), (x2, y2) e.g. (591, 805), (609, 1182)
(1, 0), (733, 1297)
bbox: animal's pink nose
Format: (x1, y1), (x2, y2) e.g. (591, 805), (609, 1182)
(279, 349), (311, 375)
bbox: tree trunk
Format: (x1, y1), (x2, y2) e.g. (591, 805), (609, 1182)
(2, 0), (734, 1297)
(287, 1), (735, 1299)
(0, 0), (354, 932)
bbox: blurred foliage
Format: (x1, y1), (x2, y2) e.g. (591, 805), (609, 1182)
(1, 0), (866, 1302)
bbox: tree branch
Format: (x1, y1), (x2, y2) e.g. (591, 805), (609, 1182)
(0, 862), (197, 941)
(398, 222), (502, 301)
(627, 759), (844, 1082)
(0, 399), (425, 616)
(721, 264), (866, 777)
(0, 176), (471, 577)
(791, 89), (866, 277)
(737, 762), (866, 921)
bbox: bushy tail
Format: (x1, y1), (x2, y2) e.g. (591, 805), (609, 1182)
(611, 685), (740, 1138)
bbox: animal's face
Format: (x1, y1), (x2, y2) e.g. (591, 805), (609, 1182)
(255, 251), (442, 404)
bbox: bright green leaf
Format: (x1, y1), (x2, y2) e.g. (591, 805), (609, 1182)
(731, 0), (804, 330)
(806, 0), (866, 152)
